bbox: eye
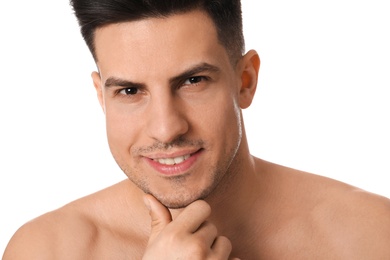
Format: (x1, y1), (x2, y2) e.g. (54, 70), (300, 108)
(183, 76), (205, 85)
(119, 87), (138, 95)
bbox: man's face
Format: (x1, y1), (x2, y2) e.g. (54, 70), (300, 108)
(93, 10), (245, 208)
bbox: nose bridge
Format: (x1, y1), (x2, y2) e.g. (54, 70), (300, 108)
(146, 89), (188, 143)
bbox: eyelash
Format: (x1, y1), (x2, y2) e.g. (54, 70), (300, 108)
(115, 76), (209, 97)
(118, 87), (139, 96)
(182, 76), (208, 87)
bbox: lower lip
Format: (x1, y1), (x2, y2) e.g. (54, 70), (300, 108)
(145, 150), (203, 176)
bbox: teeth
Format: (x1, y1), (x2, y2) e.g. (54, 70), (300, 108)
(154, 154), (190, 165)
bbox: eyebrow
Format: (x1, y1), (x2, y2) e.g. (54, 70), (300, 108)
(104, 62), (220, 89)
(169, 62), (221, 85)
(104, 77), (144, 89)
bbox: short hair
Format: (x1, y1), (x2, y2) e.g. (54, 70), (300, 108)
(70, 0), (245, 64)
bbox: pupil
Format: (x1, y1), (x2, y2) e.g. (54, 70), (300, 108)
(125, 88), (137, 95)
(190, 77), (200, 84)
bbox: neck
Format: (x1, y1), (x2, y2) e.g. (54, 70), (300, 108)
(208, 141), (261, 257)
(170, 134), (261, 255)
(208, 154), (259, 234)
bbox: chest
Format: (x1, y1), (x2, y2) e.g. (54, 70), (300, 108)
(87, 227), (149, 260)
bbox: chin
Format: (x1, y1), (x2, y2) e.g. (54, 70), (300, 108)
(154, 192), (206, 209)
(150, 184), (215, 209)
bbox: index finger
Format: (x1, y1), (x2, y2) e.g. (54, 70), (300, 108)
(173, 200), (211, 233)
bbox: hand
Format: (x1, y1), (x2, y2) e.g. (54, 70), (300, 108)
(142, 194), (239, 260)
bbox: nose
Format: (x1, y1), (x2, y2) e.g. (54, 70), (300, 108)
(145, 92), (189, 144)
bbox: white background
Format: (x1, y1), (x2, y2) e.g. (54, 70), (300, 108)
(1, 0), (389, 254)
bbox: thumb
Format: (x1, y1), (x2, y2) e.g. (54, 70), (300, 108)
(143, 194), (172, 244)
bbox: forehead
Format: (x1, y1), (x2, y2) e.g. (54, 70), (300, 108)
(94, 10), (232, 80)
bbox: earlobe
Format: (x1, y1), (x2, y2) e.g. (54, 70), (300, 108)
(91, 71), (105, 113)
(239, 50), (260, 109)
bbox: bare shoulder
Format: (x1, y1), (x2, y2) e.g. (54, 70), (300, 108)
(3, 180), (148, 259)
(321, 187), (390, 258)
(313, 187), (390, 259)
(3, 202), (97, 259)
(257, 159), (390, 258)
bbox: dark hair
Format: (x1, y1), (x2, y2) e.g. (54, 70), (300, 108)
(69, 0), (245, 64)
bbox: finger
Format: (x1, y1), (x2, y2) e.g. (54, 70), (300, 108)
(174, 200), (211, 233)
(143, 194), (172, 243)
(211, 235), (232, 259)
(193, 221), (218, 247)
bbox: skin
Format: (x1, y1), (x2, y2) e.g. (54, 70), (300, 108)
(92, 10), (247, 209)
(3, 9), (390, 260)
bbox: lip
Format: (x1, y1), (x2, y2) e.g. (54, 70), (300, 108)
(144, 149), (203, 176)
(147, 148), (199, 160)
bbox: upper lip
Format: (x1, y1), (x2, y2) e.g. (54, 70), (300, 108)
(144, 148), (201, 160)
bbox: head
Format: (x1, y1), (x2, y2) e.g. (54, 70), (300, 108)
(70, 0), (260, 208)
(70, 0), (245, 65)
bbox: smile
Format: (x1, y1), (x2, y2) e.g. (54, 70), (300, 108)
(145, 149), (203, 176)
(152, 154), (191, 165)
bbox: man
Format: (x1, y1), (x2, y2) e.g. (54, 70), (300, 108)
(3, 0), (390, 259)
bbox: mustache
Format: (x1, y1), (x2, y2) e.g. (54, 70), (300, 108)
(132, 136), (205, 154)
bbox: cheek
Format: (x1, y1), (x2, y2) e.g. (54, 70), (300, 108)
(104, 106), (142, 155)
(200, 93), (242, 141)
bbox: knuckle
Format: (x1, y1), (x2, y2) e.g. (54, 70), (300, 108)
(191, 200), (211, 214)
(186, 240), (209, 257)
(208, 222), (218, 234)
(150, 219), (163, 231)
(201, 221), (218, 236)
(164, 230), (183, 245)
(219, 235), (232, 249)
(200, 200), (212, 213)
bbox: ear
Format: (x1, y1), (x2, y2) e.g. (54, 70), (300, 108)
(91, 71), (105, 113)
(238, 50), (260, 109)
